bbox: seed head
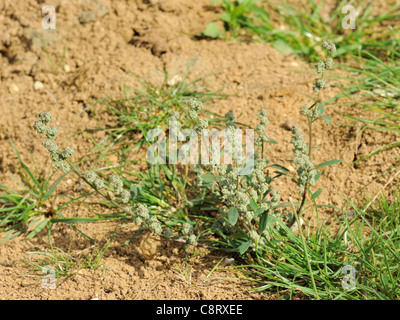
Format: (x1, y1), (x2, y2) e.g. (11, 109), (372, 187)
(94, 178), (104, 190)
(86, 171), (97, 183)
(325, 57), (334, 70)
(315, 60), (325, 74)
(62, 147), (74, 159)
(321, 40), (336, 55)
(121, 190), (130, 203)
(33, 120), (46, 134)
(45, 126), (59, 140)
(38, 112), (52, 124)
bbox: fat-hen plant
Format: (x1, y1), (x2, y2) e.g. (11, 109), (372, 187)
(180, 40), (340, 256)
(32, 112), (198, 246)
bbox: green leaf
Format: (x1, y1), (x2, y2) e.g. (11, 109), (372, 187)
(311, 188), (323, 200)
(272, 40), (294, 54)
(317, 103), (325, 116)
(238, 240), (252, 255)
(26, 219), (49, 239)
(314, 171), (322, 183)
(259, 209), (269, 233)
(130, 185), (142, 199)
(320, 115), (332, 125)
(315, 159), (343, 170)
(228, 207), (239, 226)
(270, 164), (290, 172)
(200, 173), (215, 184)
(249, 198), (258, 211)
(204, 22), (221, 38)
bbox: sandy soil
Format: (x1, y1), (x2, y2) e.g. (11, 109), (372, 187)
(1, 0), (399, 299)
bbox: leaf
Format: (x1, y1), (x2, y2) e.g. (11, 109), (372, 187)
(238, 240), (252, 255)
(270, 164), (290, 172)
(259, 209), (269, 233)
(311, 188), (323, 200)
(228, 207), (239, 226)
(203, 22), (221, 38)
(315, 159), (343, 170)
(320, 115), (332, 125)
(272, 40), (294, 54)
(26, 219), (49, 239)
(317, 103), (325, 116)
(314, 171), (322, 183)
(130, 185), (142, 199)
(200, 173), (215, 184)
(249, 198), (258, 211)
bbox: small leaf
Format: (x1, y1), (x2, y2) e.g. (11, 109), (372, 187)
(315, 159), (343, 170)
(311, 188), (323, 200)
(200, 173), (215, 184)
(26, 219), (49, 239)
(203, 22), (221, 38)
(272, 40), (293, 54)
(238, 240), (252, 255)
(317, 103), (325, 116)
(270, 164), (289, 172)
(320, 115), (332, 125)
(259, 209), (270, 233)
(249, 198), (258, 211)
(228, 207), (239, 226)
(130, 185), (142, 199)
(314, 171), (322, 183)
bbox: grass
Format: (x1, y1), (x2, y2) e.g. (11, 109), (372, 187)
(332, 46), (400, 163)
(203, 0), (400, 61)
(232, 190), (400, 299)
(21, 231), (114, 284)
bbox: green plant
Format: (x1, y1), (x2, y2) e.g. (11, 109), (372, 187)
(203, 0), (271, 39)
(203, 0), (400, 61)
(333, 47), (400, 163)
(0, 139), (67, 243)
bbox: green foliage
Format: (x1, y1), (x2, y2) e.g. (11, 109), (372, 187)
(202, 0), (400, 61)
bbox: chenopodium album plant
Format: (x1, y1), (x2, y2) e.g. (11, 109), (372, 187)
(33, 40), (339, 255)
(183, 40), (340, 254)
(33, 113), (198, 246)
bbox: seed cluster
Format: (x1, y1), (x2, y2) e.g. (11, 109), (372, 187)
(313, 40), (336, 93)
(33, 112), (74, 173)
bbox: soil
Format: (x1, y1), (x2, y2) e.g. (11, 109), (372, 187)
(1, 0), (399, 299)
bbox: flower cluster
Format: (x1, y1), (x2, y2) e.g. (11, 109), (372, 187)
(194, 106), (281, 252)
(291, 125), (316, 194)
(188, 98), (203, 120)
(255, 109), (269, 147)
(313, 40), (336, 93)
(33, 112), (74, 173)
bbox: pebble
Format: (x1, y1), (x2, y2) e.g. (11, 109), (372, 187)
(9, 84), (19, 93)
(33, 81), (44, 91)
(79, 11), (97, 24)
(64, 65), (71, 73)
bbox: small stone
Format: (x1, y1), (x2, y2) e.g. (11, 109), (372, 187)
(281, 119), (294, 131)
(33, 81), (44, 91)
(9, 84), (19, 93)
(79, 11), (97, 24)
(167, 75), (182, 86)
(66, 179), (72, 185)
(64, 65), (71, 73)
